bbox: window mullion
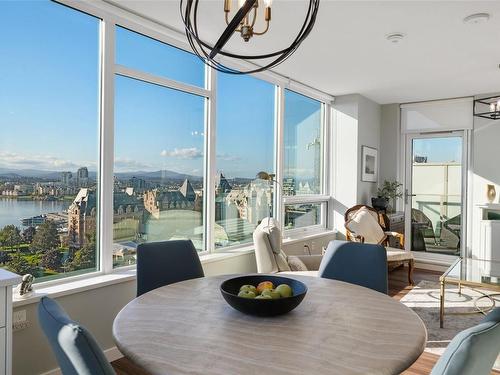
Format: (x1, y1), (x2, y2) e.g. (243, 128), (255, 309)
(100, 20), (115, 274)
(205, 66), (217, 253)
(275, 85), (285, 228)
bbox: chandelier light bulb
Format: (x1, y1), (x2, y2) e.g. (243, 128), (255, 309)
(491, 103), (496, 112)
(238, 0), (246, 9)
(263, 0), (273, 8)
(496, 99), (500, 110)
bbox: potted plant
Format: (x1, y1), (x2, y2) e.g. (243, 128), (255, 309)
(372, 180), (403, 213)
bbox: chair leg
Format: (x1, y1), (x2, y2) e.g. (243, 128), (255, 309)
(408, 259), (415, 286)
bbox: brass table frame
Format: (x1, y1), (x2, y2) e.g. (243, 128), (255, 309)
(440, 257), (500, 328)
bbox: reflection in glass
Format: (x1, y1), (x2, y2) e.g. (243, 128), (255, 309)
(284, 90), (323, 196)
(285, 203), (322, 230)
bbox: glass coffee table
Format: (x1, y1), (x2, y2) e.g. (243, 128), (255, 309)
(440, 257), (500, 328)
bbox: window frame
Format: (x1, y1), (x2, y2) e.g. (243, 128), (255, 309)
(22, 0), (335, 288)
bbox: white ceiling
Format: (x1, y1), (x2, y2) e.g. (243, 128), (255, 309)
(109, 0), (500, 104)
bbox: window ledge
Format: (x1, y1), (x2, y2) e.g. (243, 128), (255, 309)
(283, 229), (337, 245)
(13, 249), (255, 308)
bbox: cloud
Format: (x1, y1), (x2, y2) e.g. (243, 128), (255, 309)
(191, 131), (204, 137)
(217, 153), (241, 162)
(0, 151), (83, 170)
(114, 158), (152, 172)
(160, 148), (203, 159)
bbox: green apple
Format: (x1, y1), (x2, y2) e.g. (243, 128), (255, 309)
(238, 290), (256, 299)
(275, 284), (293, 298)
(255, 294), (272, 299)
(261, 289), (281, 299)
(239, 285), (257, 294)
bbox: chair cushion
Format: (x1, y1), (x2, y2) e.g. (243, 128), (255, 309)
(287, 256), (309, 271)
(38, 297), (115, 375)
(386, 247), (414, 262)
(345, 207), (386, 244)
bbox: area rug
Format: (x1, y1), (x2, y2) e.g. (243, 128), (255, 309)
(400, 280), (499, 367)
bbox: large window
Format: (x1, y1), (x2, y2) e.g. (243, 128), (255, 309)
(216, 74), (275, 249)
(113, 29), (206, 267)
(0, 1), (100, 281)
(1, 0), (333, 285)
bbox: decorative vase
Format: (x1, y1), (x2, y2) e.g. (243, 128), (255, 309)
(371, 197), (389, 211)
(487, 184), (496, 203)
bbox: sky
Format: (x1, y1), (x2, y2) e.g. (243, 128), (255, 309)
(0, 0), (323, 180)
(413, 137), (462, 163)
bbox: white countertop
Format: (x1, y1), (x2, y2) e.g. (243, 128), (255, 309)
(0, 269), (22, 287)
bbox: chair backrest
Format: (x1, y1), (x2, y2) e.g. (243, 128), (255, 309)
(136, 239), (204, 297)
(344, 205), (387, 245)
(38, 297), (115, 375)
(318, 240), (388, 294)
(252, 217), (291, 273)
(431, 307), (500, 375)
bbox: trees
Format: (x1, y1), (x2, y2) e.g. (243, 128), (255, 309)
(22, 226), (36, 244)
(31, 220), (60, 253)
(7, 253), (32, 275)
(0, 225), (22, 250)
(40, 248), (62, 272)
(71, 228), (96, 271)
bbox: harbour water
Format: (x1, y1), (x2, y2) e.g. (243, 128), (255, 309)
(0, 199), (70, 229)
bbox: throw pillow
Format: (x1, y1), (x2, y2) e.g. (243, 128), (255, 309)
(287, 256), (308, 271)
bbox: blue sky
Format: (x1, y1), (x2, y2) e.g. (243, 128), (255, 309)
(1, 0), (327, 180)
(413, 137), (462, 163)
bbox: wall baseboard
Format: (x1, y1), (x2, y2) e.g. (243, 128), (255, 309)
(39, 346), (123, 375)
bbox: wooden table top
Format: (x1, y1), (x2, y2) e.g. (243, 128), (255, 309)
(113, 274), (427, 375)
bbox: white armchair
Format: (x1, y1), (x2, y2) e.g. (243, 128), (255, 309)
(253, 217), (322, 276)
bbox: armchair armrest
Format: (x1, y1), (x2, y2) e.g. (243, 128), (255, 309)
(288, 254), (323, 271)
(384, 231), (405, 248)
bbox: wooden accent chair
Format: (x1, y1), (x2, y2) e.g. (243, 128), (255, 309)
(344, 205), (414, 285)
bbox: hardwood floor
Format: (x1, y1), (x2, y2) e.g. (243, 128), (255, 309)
(112, 267), (496, 375)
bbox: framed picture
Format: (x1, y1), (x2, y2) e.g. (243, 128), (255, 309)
(361, 146), (378, 182)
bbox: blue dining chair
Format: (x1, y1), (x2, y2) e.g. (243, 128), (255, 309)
(136, 239), (205, 297)
(38, 296), (115, 375)
(431, 307), (500, 375)
(318, 240), (388, 294)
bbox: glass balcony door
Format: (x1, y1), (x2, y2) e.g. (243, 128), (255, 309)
(404, 132), (465, 257)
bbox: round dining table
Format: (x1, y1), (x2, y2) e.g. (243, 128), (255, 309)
(113, 274), (427, 375)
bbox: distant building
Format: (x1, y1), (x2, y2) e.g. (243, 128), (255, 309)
(60, 171), (72, 186)
(143, 179), (201, 219)
(76, 167), (89, 187)
(68, 188), (143, 247)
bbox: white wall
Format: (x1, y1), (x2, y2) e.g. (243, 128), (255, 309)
(379, 104), (400, 184)
(470, 93), (500, 259)
(332, 94), (381, 236)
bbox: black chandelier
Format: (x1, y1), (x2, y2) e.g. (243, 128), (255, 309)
(180, 0), (320, 75)
(474, 95), (500, 120)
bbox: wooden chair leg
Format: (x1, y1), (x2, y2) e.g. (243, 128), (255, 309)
(408, 259), (415, 286)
